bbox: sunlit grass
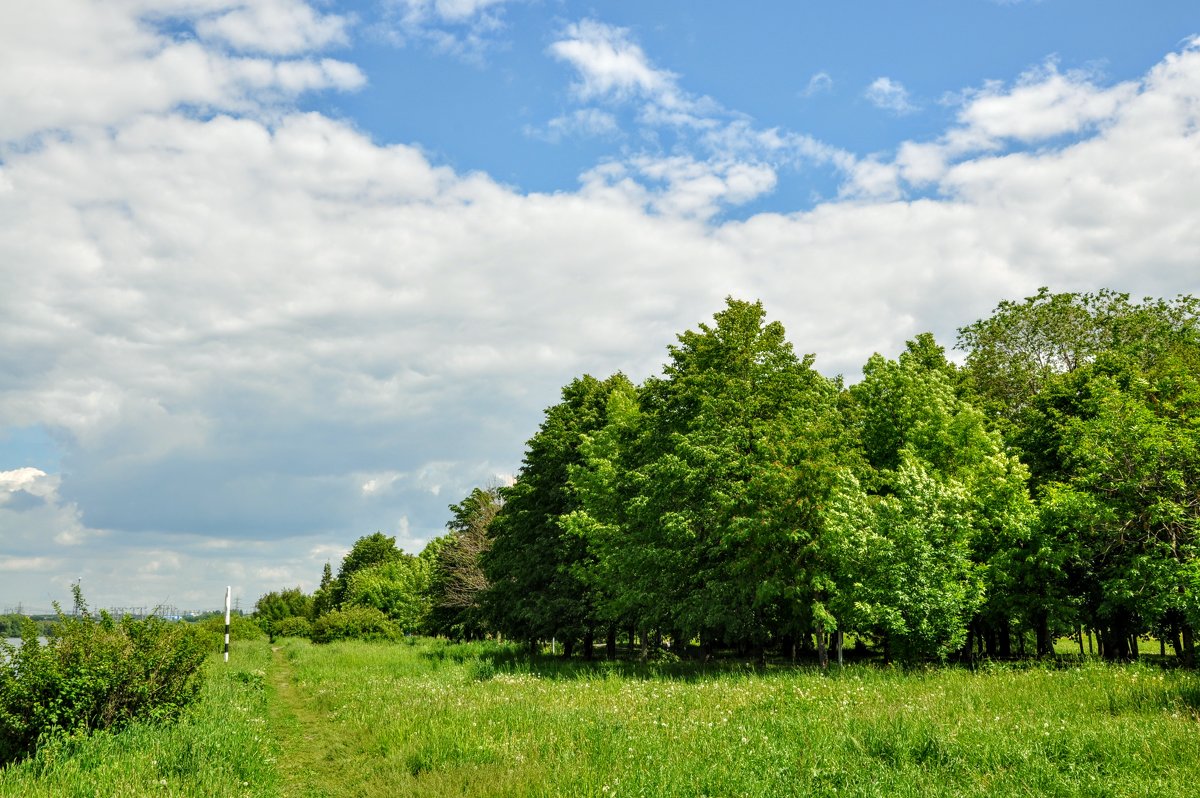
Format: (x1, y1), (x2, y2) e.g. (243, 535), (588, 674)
(1051, 633), (1176, 659)
(0, 641), (279, 798)
(273, 638), (1200, 798)
(4, 636), (1198, 797)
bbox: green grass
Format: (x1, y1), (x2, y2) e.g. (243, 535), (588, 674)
(269, 638), (1200, 798)
(0, 640), (280, 798)
(1051, 632), (1177, 659)
(4, 637), (1200, 797)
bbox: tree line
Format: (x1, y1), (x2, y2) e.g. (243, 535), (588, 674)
(258, 289), (1200, 665)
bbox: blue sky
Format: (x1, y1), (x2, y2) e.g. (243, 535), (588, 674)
(1, 0), (1198, 613)
(305, 1), (1198, 205)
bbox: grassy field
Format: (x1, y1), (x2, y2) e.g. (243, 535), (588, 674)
(0, 640), (279, 797)
(3, 638), (1199, 797)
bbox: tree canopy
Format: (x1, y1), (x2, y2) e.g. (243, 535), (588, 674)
(265, 288), (1200, 666)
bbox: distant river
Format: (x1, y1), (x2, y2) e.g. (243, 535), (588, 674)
(3, 637), (47, 649)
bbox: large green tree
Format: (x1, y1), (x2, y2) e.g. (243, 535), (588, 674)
(253, 587), (313, 642)
(959, 288), (1200, 660)
(958, 288), (1199, 485)
(343, 554), (432, 634)
(483, 373), (636, 656)
(572, 298), (850, 660)
(561, 378), (648, 656)
(331, 532), (403, 608)
(1038, 347), (1200, 660)
(830, 338), (1033, 662)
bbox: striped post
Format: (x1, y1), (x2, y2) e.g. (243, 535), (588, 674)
(224, 586), (231, 663)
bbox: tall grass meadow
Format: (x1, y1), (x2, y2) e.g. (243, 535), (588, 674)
(4, 635), (1199, 797)
(270, 638), (1200, 797)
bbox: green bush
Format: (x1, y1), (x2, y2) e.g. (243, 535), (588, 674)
(272, 616), (312, 639)
(197, 614), (268, 650)
(253, 587), (314, 642)
(0, 588), (209, 764)
(311, 606), (399, 644)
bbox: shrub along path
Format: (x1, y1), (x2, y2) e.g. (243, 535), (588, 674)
(0, 641), (280, 797)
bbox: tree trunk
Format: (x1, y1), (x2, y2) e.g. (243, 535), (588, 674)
(1034, 610), (1051, 657)
(1078, 626), (1085, 657)
(816, 621), (828, 671)
(606, 625), (617, 660)
(778, 634), (795, 663)
(1101, 619), (1132, 661)
(836, 631), (844, 667)
(983, 624), (997, 658)
(1182, 623), (1195, 668)
(582, 628), (594, 661)
(562, 637), (575, 658)
(639, 630), (650, 663)
(998, 618), (1012, 659)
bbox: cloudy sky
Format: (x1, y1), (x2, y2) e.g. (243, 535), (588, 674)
(1, 0), (1197, 614)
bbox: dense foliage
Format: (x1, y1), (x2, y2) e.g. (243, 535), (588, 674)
(253, 588), (312, 642)
(0, 588), (209, 763)
(310, 606), (399, 644)
(264, 290), (1199, 665)
(197, 613), (267, 646)
(275, 532), (433, 643)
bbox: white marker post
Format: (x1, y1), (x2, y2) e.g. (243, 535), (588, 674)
(224, 586), (231, 663)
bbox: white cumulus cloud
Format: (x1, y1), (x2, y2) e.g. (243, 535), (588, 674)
(865, 76), (918, 114)
(195, 0), (353, 54)
(1, 8), (1198, 612)
(956, 60), (1137, 143)
(550, 19), (679, 103)
(546, 20), (858, 216)
(0, 0), (363, 141)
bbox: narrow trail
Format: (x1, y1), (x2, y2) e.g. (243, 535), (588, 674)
(267, 647), (343, 798)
